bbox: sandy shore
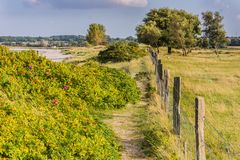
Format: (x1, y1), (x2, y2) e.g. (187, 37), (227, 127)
(10, 48), (73, 62)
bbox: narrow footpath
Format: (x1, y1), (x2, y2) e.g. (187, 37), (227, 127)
(104, 81), (151, 160)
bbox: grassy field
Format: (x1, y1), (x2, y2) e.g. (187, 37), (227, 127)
(62, 46), (240, 159)
(159, 48), (240, 159)
(63, 46), (105, 65)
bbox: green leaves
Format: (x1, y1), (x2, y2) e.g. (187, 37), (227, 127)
(0, 47), (141, 159)
(136, 21), (162, 48)
(98, 41), (147, 63)
(202, 11), (228, 50)
(86, 23), (107, 46)
(137, 8), (201, 55)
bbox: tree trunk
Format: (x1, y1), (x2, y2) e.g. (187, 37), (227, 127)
(182, 48), (187, 56)
(168, 47), (172, 55)
(214, 46), (219, 57)
(157, 47), (160, 55)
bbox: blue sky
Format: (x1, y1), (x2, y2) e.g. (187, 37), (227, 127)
(0, 0), (240, 37)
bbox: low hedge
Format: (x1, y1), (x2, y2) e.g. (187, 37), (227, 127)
(98, 41), (147, 63)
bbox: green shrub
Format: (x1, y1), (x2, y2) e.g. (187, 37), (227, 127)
(98, 41), (147, 63)
(0, 45), (9, 55)
(0, 47), (140, 159)
(0, 98), (119, 159)
(78, 62), (140, 109)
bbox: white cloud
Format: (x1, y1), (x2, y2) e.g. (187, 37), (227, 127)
(25, 0), (41, 5)
(113, 0), (148, 7)
(23, 0), (148, 9)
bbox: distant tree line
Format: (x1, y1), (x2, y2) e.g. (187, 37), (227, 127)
(228, 37), (240, 46)
(0, 35), (86, 47)
(0, 35), (85, 43)
(0, 34), (137, 47)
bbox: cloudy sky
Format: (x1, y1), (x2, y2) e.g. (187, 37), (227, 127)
(0, 0), (240, 37)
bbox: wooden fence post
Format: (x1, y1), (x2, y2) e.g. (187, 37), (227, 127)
(158, 59), (161, 66)
(173, 77), (181, 136)
(150, 51), (155, 64)
(164, 69), (170, 112)
(157, 60), (163, 80)
(195, 97), (206, 160)
(157, 61), (163, 96)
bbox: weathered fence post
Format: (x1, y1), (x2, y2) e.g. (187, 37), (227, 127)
(155, 58), (159, 91)
(157, 61), (163, 96)
(150, 51), (155, 64)
(164, 69), (170, 112)
(154, 53), (158, 64)
(151, 52), (156, 72)
(195, 97), (206, 160)
(157, 60), (163, 80)
(173, 77), (181, 136)
(158, 59), (161, 67)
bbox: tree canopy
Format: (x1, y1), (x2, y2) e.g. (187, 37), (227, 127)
(202, 11), (228, 53)
(86, 23), (107, 46)
(136, 8), (201, 55)
(136, 21), (161, 51)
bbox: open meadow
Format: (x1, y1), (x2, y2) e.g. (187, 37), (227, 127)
(160, 48), (240, 159)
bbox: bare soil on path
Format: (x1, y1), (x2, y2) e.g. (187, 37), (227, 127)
(104, 82), (152, 160)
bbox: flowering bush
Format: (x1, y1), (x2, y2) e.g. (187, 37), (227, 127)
(0, 46), (140, 159)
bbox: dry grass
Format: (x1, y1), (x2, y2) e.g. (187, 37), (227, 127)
(159, 48), (240, 159)
(63, 45), (106, 65)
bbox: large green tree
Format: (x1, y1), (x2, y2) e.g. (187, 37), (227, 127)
(86, 23), (107, 46)
(136, 21), (162, 52)
(136, 8), (201, 55)
(202, 11), (228, 54)
(168, 10), (201, 55)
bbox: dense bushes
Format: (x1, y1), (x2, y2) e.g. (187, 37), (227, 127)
(0, 46), (140, 159)
(0, 98), (119, 159)
(98, 41), (147, 63)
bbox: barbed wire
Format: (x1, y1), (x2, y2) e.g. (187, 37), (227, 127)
(150, 52), (240, 159)
(205, 123), (235, 159)
(205, 118), (240, 158)
(207, 110), (240, 156)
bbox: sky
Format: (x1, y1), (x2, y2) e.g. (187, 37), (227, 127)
(0, 0), (240, 38)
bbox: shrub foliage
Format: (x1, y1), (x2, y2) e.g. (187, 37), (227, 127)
(0, 46), (140, 159)
(98, 41), (147, 63)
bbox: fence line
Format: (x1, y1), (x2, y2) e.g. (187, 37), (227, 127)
(149, 51), (239, 159)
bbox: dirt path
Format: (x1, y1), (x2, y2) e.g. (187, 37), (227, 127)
(104, 82), (151, 160)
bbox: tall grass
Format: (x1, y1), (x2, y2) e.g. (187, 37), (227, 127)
(160, 48), (240, 159)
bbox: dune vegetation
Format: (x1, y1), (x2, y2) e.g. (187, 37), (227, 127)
(0, 45), (140, 159)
